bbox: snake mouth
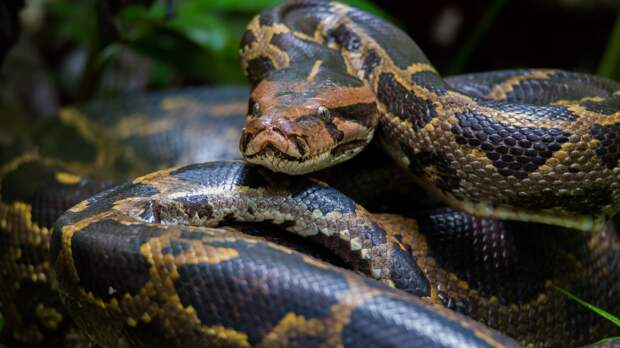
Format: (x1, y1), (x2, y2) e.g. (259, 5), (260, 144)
(244, 137), (371, 175)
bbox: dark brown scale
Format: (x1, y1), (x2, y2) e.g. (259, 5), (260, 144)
(411, 71), (449, 96)
(451, 110), (571, 179)
(581, 94), (620, 115)
(378, 72), (437, 131)
(590, 123), (620, 169)
(362, 49), (381, 79)
(240, 29), (257, 49)
(326, 24), (362, 52)
(475, 99), (578, 121)
(245, 57), (277, 86)
(411, 209), (620, 346)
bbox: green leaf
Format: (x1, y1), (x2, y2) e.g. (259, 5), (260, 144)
(555, 287), (620, 328)
(46, 0), (98, 46)
(0, 311), (4, 333)
(595, 336), (620, 345)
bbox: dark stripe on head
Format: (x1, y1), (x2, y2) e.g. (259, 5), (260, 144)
(246, 57), (276, 86)
(451, 110), (571, 179)
(590, 123), (620, 169)
(332, 102), (378, 128)
(377, 72), (437, 131)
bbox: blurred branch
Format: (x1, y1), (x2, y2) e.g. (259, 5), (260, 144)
(597, 8), (620, 80)
(447, 0), (510, 75)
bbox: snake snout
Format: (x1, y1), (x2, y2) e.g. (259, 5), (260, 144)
(241, 117), (307, 159)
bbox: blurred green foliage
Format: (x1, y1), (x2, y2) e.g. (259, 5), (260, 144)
(44, 0), (387, 96)
(598, 9), (620, 80)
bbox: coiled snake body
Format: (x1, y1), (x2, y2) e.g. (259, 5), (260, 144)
(239, 0), (620, 231)
(2, 1), (620, 347)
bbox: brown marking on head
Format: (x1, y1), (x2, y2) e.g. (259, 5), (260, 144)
(240, 78), (379, 174)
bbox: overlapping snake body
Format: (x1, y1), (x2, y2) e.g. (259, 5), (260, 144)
(238, 0), (620, 231)
(3, 1), (620, 347)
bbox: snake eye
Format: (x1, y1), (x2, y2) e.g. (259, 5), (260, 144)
(317, 106), (331, 121)
(252, 102), (261, 116)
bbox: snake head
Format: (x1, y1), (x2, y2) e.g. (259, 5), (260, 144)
(240, 76), (379, 175)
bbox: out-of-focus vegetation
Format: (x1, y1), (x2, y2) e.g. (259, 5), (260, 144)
(46, 0), (387, 98)
(598, 8), (620, 79)
(0, 0), (618, 138)
(555, 287), (620, 345)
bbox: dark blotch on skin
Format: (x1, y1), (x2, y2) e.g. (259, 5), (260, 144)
(406, 149), (460, 193)
(362, 49), (381, 80)
(171, 162), (269, 191)
(173, 237), (346, 345)
(245, 57), (276, 86)
(451, 110), (571, 179)
(589, 123), (620, 169)
(411, 71), (448, 96)
(36, 118), (99, 164)
(332, 102), (378, 128)
(581, 94), (620, 115)
(240, 30), (257, 49)
(415, 210), (587, 305)
(377, 73), (437, 131)
(327, 24), (361, 52)
(258, 11), (276, 26)
(345, 8), (431, 70)
(179, 230), (208, 240)
(389, 244), (430, 296)
(342, 294), (492, 348)
(161, 240), (193, 256)
(69, 219), (162, 301)
(59, 182), (159, 226)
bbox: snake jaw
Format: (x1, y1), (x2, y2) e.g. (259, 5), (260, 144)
(240, 78), (379, 174)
